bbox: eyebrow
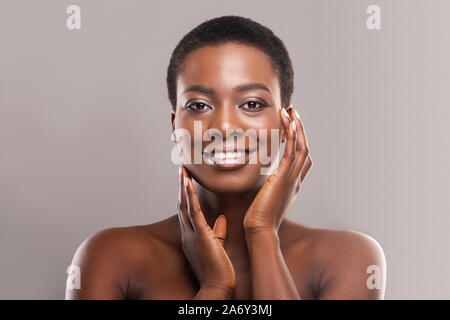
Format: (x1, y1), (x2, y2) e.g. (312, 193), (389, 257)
(182, 83), (271, 95)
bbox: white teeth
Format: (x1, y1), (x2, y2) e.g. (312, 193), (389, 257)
(214, 151), (244, 159)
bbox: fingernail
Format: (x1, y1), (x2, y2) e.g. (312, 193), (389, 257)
(282, 108), (289, 118)
(294, 109), (300, 120)
(291, 120), (296, 131)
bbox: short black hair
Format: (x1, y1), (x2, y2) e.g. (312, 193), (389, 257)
(166, 15), (294, 110)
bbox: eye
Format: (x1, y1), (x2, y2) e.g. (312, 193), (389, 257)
(185, 102), (212, 112)
(240, 100), (268, 112)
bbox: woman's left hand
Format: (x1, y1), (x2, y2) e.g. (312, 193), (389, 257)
(243, 106), (313, 234)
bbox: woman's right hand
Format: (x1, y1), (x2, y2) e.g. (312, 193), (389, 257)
(178, 165), (236, 296)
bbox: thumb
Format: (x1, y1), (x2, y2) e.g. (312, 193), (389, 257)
(213, 214), (227, 246)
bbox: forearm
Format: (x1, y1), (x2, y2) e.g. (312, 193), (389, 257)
(245, 229), (301, 300)
(194, 285), (234, 300)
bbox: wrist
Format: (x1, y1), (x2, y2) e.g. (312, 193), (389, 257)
(244, 225), (278, 237)
(245, 227), (280, 250)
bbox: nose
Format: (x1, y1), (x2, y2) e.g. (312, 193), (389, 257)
(208, 103), (243, 142)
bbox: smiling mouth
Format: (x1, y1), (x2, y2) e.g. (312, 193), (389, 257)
(202, 147), (257, 169)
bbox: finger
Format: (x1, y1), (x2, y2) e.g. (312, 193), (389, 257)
(279, 107), (291, 143)
(183, 169), (208, 233)
(300, 155), (313, 183)
(289, 108), (310, 176)
(177, 166), (185, 233)
(280, 107), (291, 129)
(213, 214), (227, 246)
(177, 189), (185, 233)
(178, 165), (192, 231)
(182, 169), (195, 231)
(274, 117), (297, 178)
(178, 166), (190, 232)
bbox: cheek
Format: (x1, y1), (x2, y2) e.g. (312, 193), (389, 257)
(249, 116), (282, 160)
(173, 122), (195, 164)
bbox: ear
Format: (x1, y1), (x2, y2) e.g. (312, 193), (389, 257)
(171, 110), (176, 132)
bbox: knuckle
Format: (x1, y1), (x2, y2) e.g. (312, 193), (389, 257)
(268, 173), (281, 184)
(287, 175), (297, 185)
(191, 207), (202, 216)
(285, 151), (296, 161)
(298, 144), (307, 154)
(197, 224), (211, 235)
(287, 134), (296, 142)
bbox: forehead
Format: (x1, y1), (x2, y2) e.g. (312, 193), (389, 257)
(177, 42), (279, 96)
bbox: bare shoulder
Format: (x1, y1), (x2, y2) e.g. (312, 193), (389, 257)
(306, 226), (385, 262)
(65, 216), (181, 299)
(282, 220), (387, 299)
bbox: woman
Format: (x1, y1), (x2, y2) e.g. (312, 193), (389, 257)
(66, 15), (386, 300)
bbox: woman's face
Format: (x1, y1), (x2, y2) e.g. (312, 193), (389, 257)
(172, 42), (285, 194)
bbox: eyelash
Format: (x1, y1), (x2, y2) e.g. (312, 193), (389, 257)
(185, 101), (268, 112)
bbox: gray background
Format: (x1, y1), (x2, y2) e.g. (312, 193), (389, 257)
(1, 0), (449, 299)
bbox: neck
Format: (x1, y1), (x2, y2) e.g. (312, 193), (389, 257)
(192, 180), (258, 250)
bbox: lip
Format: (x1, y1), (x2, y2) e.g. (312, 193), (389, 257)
(203, 147), (257, 170)
(203, 144), (247, 154)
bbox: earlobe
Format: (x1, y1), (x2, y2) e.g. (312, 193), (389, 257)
(170, 111), (177, 143)
(171, 132), (178, 144)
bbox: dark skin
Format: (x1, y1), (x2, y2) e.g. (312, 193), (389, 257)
(66, 42), (386, 300)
